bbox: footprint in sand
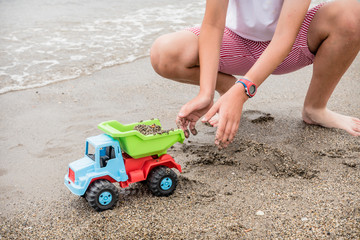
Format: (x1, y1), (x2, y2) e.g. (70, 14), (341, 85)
(243, 110), (274, 123)
(202, 110), (274, 129)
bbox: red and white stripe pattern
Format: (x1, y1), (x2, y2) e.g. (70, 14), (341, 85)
(186, 3), (325, 75)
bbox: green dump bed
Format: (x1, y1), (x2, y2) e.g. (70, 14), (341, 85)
(98, 119), (185, 159)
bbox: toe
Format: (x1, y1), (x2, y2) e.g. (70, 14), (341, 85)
(353, 117), (360, 123)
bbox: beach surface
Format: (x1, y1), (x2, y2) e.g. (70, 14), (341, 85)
(0, 56), (359, 239)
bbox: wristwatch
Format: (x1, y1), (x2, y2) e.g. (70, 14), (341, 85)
(235, 78), (257, 98)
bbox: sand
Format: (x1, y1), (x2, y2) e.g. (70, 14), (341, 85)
(0, 56), (359, 239)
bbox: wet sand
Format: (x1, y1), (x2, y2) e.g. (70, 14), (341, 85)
(0, 56), (359, 239)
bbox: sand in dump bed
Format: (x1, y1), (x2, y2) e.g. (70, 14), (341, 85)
(0, 57), (359, 239)
(134, 124), (175, 135)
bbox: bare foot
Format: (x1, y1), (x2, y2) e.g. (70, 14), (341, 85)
(302, 107), (360, 136)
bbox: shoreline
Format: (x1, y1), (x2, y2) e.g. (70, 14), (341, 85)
(0, 56), (359, 239)
(0, 56), (151, 96)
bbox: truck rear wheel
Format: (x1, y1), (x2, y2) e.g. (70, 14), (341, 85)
(85, 179), (119, 212)
(147, 166), (178, 197)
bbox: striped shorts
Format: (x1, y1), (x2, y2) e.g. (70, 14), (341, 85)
(186, 3), (325, 75)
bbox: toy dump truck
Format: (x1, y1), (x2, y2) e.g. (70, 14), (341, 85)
(64, 119), (185, 211)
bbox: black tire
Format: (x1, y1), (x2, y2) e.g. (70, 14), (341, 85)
(147, 166), (178, 197)
(85, 179), (119, 212)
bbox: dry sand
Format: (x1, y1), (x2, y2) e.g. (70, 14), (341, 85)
(0, 56), (359, 239)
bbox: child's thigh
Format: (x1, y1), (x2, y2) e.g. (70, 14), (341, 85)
(273, 3), (326, 75)
(186, 26), (259, 76)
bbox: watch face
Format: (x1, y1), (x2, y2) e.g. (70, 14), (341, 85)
(249, 85), (256, 94)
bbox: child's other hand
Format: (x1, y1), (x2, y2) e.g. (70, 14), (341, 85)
(202, 84), (248, 148)
(176, 94), (213, 138)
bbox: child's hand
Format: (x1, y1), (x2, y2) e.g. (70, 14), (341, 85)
(176, 94), (213, 138)
(202, 84), (248, 148)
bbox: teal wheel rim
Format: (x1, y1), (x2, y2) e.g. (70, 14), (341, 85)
(160, 177), (173, 190)
(98, 191), (112, 206)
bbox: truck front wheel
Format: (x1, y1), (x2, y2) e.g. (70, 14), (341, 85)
(85, 179), (119, 212)
(147, 166), (178, 197)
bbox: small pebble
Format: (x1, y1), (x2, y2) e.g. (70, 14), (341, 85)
(256, 211), (264, 216)
(301, 217), (308, 222)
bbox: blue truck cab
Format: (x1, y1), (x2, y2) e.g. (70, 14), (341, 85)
(64, 134), (128, 196)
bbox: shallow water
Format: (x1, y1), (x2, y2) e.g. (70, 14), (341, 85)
(0, 0), (205, 93)
(0, 0), (327, 94)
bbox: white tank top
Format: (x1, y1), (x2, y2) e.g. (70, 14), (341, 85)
(225, 0), (284, 41)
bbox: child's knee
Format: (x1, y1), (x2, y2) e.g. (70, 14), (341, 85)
(339, 13), (360, 42)
(150, 36), (163, 73)
(150, 35), (175, 76)
(331, 1), (360, 42)
(150, 31), (198, 78)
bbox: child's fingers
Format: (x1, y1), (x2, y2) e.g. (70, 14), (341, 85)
(189, 121), (198, 135)
(176, 116), (184, 129)
(183, 119), (191, 138)
(220, 121), (232, 147)
(184, 129), (190, 138)
(229, 122), (239, 143)
(202, 102), (219, 123)
(215, 114), (226, 146)
(216, 116), (239, 148)
(176, 116), (190, 138)
(221, 122), (239, 148)
(175, 116), (182, 129)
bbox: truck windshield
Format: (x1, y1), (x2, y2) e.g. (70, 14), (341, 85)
(86, 142), (95, 161)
